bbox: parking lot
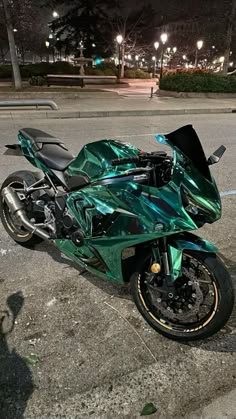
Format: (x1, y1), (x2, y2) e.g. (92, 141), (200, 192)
(0, 113), (236, 418)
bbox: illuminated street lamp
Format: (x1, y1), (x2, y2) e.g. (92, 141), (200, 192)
(52, 11), (59, 18)
(45, 41), (50, 48)
(161, 33), (168, 45)
(160, 32), (168, 80)
(195, 40), (203, 67)
(116, 34), (123, 79)
(152, 56), (157, 77)
(153, 42), (159, 77)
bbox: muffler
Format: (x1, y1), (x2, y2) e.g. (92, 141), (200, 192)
(2, 186), (50, 241)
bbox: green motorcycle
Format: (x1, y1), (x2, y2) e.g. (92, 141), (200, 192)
(0, 125), (234, 341)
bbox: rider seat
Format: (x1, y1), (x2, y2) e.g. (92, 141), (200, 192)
(19, 128), (75, 171)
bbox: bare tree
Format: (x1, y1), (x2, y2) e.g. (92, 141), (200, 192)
(223, 0), (236, 74)
(111, 2), (156, 77)
(1, 0), (22, 89)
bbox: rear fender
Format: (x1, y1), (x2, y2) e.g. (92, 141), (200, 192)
(167, 232), (218, 281)
(4, 144), (22, 156)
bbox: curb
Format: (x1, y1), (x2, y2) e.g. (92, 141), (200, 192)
(158, 89), (236, 99)
(0, 107), (235, 120)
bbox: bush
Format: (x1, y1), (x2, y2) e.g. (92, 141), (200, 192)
(29, 76), (47, 86)
(125, 69), (151, 79)
(159, 72), (236, 92)
(85, 62), (117, 76)
(163, 67), (210, 77)
(0, 65), (12, 79)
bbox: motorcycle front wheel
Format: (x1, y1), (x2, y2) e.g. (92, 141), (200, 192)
(131, 250), (234, 341)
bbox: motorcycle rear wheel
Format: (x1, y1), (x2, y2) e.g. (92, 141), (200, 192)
(131, 250), (234, 341)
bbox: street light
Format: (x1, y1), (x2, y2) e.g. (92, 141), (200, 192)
(152, 56), (157, 77)
(52, 11), (59, 18)
(160, 32), (168, 80)
(45, 41), (50, 48)
(161, 33), (168, 45)
(116, 34), (123, 79)
(153, 42), (159, 77)
(195, 40), (203, 67)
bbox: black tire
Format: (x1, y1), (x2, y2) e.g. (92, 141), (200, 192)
(0, 170), (43, 247)
(131, 250), (235, 341)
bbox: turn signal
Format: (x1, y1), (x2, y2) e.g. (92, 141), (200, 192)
(151, 263), (161, 273)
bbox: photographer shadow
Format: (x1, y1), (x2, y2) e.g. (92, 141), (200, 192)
(0, 292), (34, 419)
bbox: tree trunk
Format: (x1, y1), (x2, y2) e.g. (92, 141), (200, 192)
(2, 0), (22, 89)
(223, 0), (236, 75)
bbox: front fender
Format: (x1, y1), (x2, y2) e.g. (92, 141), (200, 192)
(168, 232), (218, 281)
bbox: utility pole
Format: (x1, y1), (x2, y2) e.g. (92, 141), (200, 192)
(2, 0), (22, 89)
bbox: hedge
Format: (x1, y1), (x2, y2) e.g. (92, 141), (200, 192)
(0, 62), (117, 79)
(124, 69), (151, 79)
(159, 72), (236, 93)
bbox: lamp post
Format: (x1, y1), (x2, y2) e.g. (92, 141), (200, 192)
(116, 34), (123, 79)
(160, 33), (168, 80)
(153, 41), (159, 77)
(152, 56), (156, 77)
(195, 40), (203, 67)
(45, 40), (50, 62)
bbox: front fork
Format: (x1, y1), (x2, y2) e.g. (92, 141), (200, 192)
(151, 238), (176, 299)
(152, 233), (218, 285)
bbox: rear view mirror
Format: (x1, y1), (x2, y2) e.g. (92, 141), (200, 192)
(208, 145), (226, 166)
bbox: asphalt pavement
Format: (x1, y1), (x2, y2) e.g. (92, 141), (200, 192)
(0, 114), (236, 418)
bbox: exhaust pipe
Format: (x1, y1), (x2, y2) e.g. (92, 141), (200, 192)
(2, 186), (50, 241)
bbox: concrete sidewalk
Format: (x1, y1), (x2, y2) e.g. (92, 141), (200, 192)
(0, 94), (236, 119)
(185, 388), (236, 418)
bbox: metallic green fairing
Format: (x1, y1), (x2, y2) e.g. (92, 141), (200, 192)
(58, 138), (222, 283)
(67, 139), (140, 181)
(168, 233), (218, 281)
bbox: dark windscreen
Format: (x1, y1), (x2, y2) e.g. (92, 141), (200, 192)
(165, 125), (211, 181)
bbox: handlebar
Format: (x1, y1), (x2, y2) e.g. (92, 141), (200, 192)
(111, 157), (139, 166)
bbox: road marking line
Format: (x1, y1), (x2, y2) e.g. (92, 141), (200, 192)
(220, 190), (236, 197)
